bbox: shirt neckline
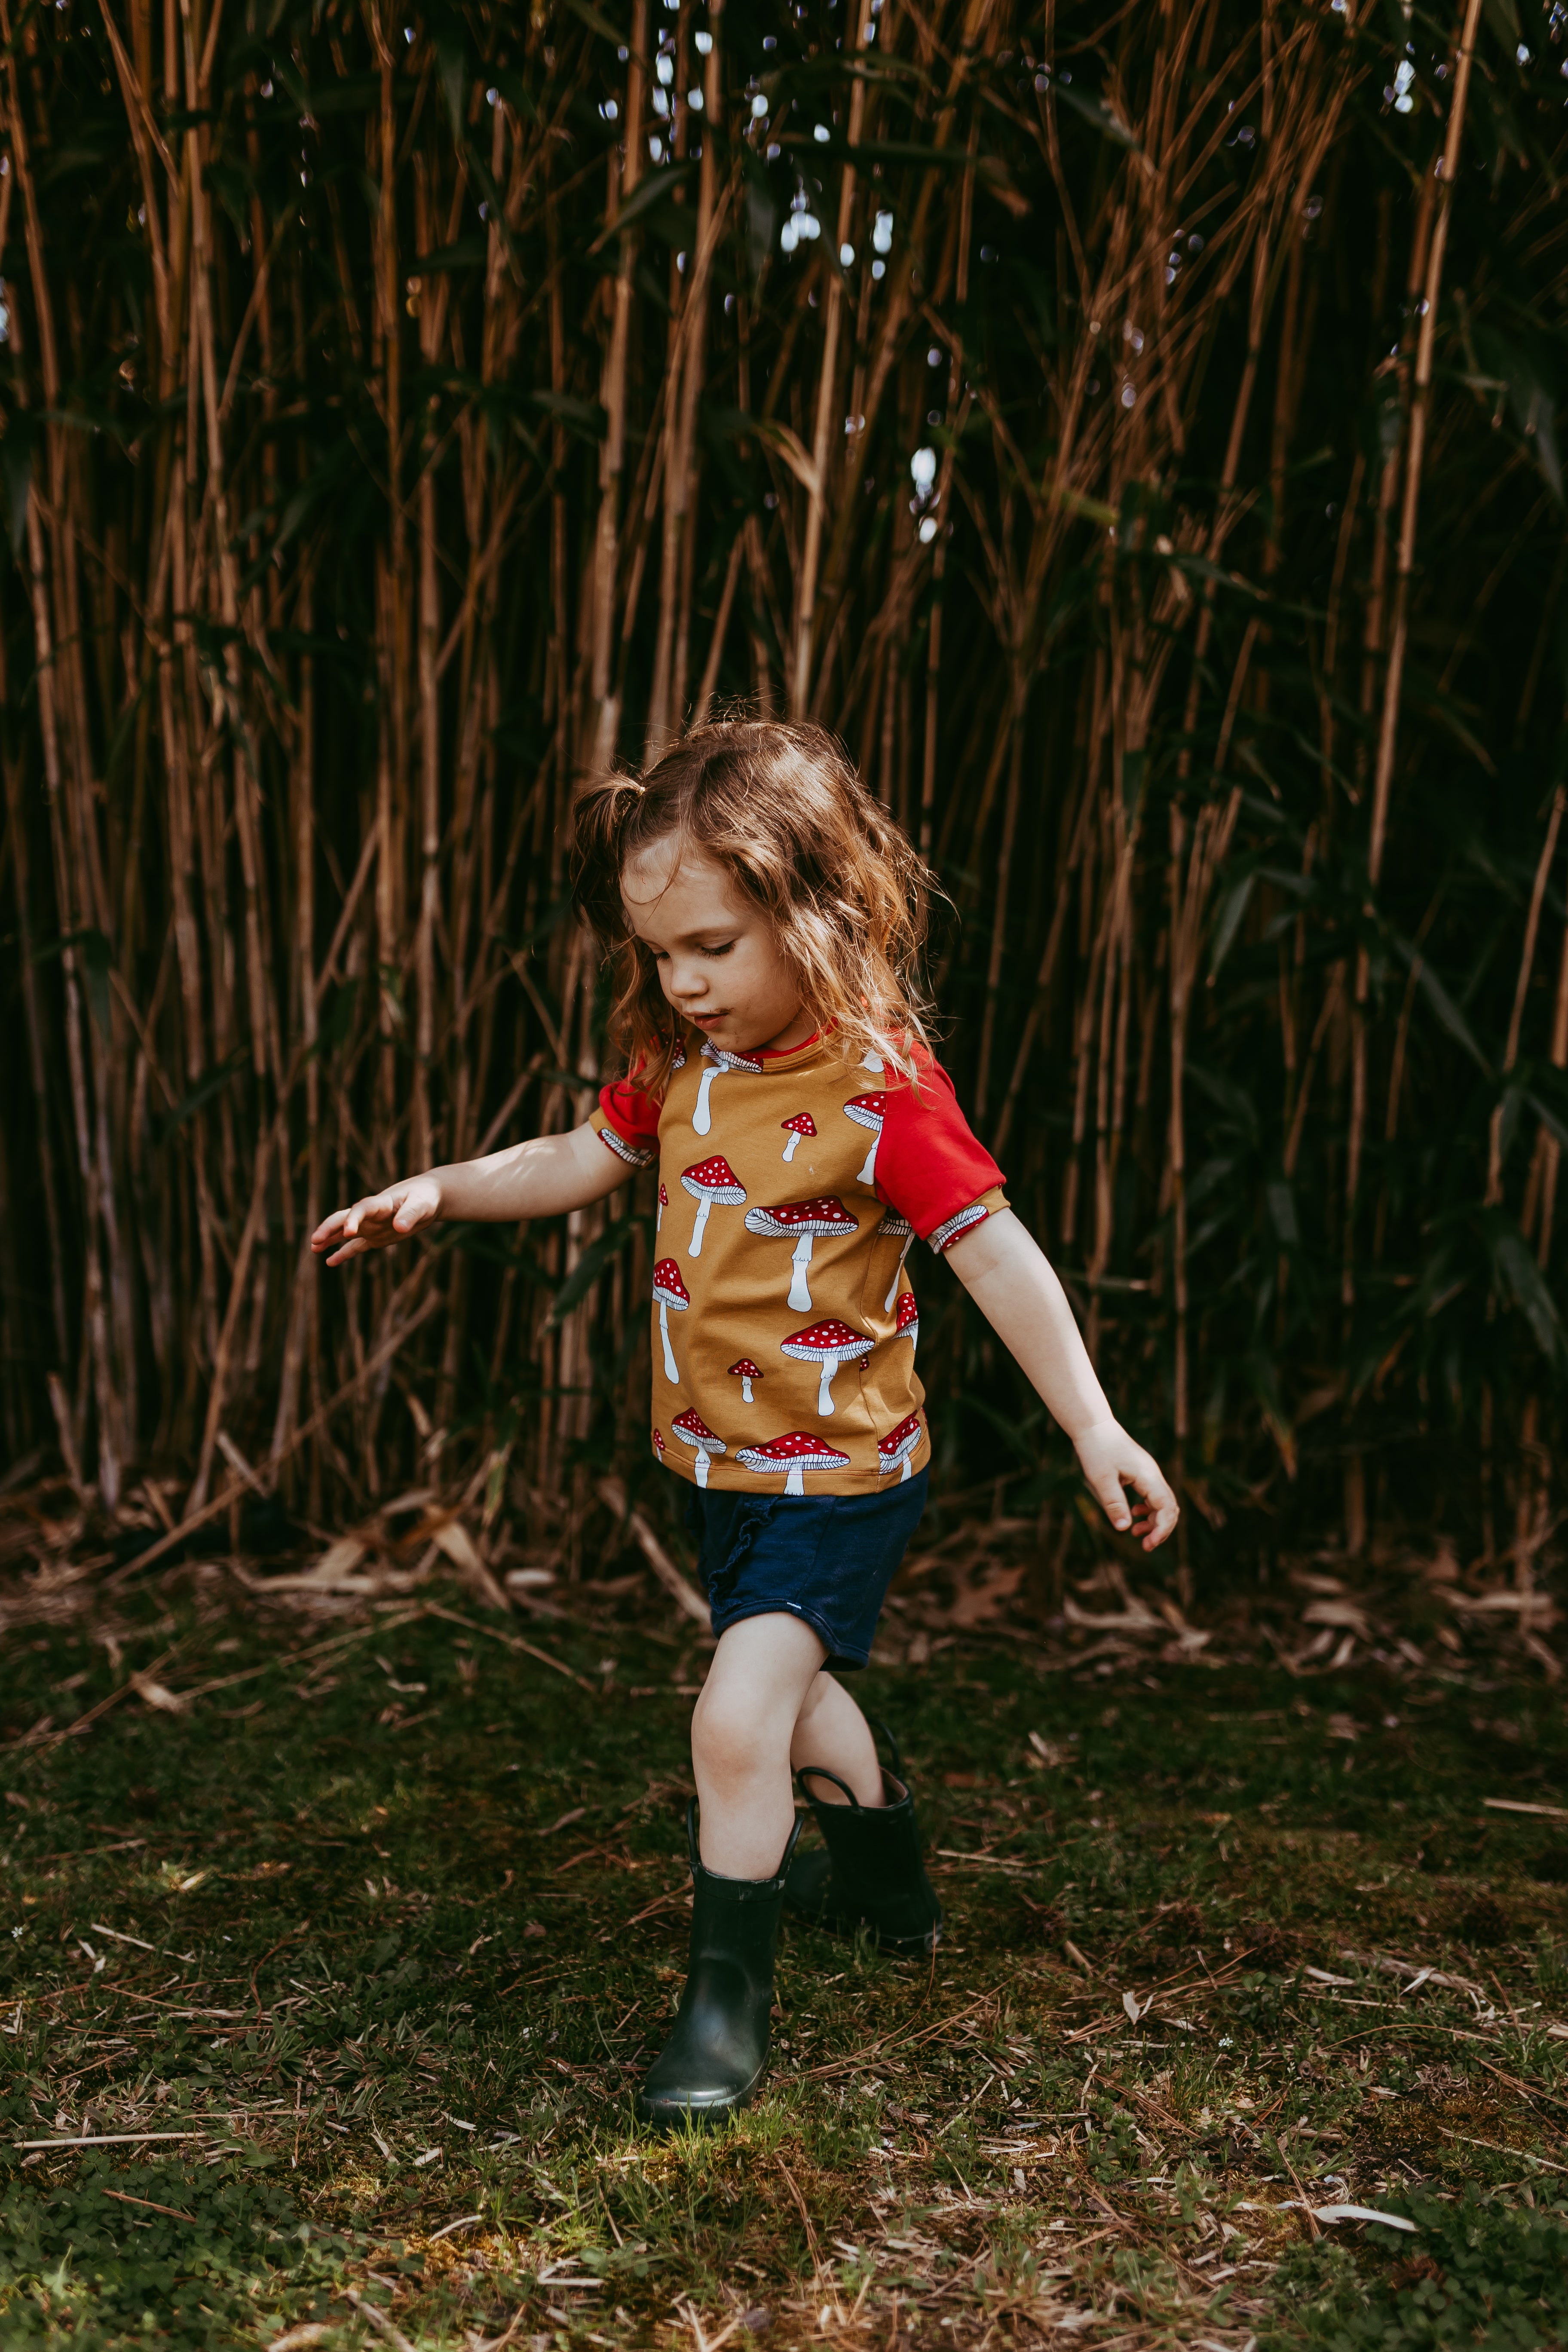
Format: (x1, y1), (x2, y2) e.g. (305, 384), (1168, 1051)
(683, 1021), (830, 1068)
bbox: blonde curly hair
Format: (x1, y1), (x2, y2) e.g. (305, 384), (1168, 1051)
(570, 719), (937, 1099)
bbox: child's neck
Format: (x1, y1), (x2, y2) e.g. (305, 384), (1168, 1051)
(750, 1005), (818, 1055)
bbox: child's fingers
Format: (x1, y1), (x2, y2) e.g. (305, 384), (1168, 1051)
(322, 1232), (371, 1266)
(1129, 1461), (1180, 1550)
(390, 1188), (438, 1233)
(1084, 1464), (1135, 1534)
(317, 1192), (401, 1264)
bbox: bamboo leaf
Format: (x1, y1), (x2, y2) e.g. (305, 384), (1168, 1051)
(154, 1050), (249, 1144)
(546, 1218), (646, 1328)
(1041, 78), (1139, 150)
(1485, 1214), (1563, 1361)
(1208, 872), (1257, 982)
(587, 162), (695, 254)
(561, 0), (627, 44)
(416, 238), (489, 273)
(1265, 1181), (1300, 1247)
(1393, 939), (1492, 1077)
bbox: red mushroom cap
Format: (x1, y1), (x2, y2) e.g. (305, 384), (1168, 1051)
(879, 1412), (922, 1458)
(728, 1359), (762, 1380)
(780, 1319), (873, 1361)
(895, 1291), (919, 1332)
(843, 1092), (886, 1129)
(652, 1257), (690, 1307)
(781, 1112), (817, 1137)
(744, 1196), (858, 1237)
(659, 1182), (669, 1205)
(672, 1407), (723, 1449)
(681, 1155), (746, 1199)
(736, 1431), (852, 1468)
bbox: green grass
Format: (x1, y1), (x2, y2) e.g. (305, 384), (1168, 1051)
(3, 1572), (1568, 2349)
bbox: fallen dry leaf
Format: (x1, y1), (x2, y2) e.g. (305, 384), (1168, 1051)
(430, 1518), (510, 1612)
(132, 1677), (188, 1715)
(947, 1565), (1027, 1629)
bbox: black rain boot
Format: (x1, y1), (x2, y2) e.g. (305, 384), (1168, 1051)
(635, 1803), (803, 2131)
(784, 1720), (943, 1956)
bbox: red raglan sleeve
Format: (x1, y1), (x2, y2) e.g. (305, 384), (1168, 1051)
(875, 1053), (1008, 1253)
(590, 1072), (661, 1170)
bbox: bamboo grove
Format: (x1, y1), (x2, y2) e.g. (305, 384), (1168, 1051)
(1, 0), (1565, 1575)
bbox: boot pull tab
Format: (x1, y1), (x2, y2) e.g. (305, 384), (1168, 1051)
(866, 1715), (905, 1777)
(777, 1807), (807, 1878)
(796, 1764), (861, 1808)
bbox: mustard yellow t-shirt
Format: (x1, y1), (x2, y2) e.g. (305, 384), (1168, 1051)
(592, 1026), (1007, 1495)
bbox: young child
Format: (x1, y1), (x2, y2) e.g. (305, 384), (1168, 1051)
(312, 719), (1177, 2129)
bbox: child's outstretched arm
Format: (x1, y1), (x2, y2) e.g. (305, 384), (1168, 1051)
(311, 1123), (627, 1267)
(944, 1208), (1179, 1550)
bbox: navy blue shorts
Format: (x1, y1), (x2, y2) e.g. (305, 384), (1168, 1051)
(684, 1472), (929, 1671)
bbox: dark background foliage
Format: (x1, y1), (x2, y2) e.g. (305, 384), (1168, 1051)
(1, 0), (1565, 1580)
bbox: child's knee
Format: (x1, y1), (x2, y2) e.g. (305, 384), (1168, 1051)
(692, 1684), (783, 1781)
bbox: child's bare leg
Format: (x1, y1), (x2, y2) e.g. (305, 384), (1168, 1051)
(790, 1672), (883, 1807)
(692, 1614), (829, 1877)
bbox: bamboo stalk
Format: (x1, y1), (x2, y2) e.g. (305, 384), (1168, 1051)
(0, 0), (1559, 1557)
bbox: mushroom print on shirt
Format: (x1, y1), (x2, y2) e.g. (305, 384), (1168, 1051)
(682, 1157), (745, 1257)
(736, 1430), (851, 1498)
(744, 1196), (857, 1314)
(781, 1319), (873, 1416)
(879, 1412), (922, 1482)
(591, 1025), (1008, 1492)
(880, 1212), (914, 1312)
(652, 1259), (689, 1383)
(672, 1407), (725, 1488)
(843, 1093), (885, 1187)
(692, 1039), (762, 1136)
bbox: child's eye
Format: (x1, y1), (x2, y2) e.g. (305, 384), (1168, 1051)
(702, 940), (735, 958)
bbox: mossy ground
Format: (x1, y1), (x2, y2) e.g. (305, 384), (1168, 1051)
(3, 1558), (1567, 2349)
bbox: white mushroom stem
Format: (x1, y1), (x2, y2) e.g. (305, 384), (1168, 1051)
(688, 1194), (714, 1256)
(694, 1446), (711, 1489)
(692, 1064), (721, 1134)
(900, 1453), (912, 1482)
(883, 1231), (913, 1314)
(816, 1358), (840, 1416)
(656, 1197), (664, 1232)
(788, 1232), (815, 1313)
(740, 1375), (754, 1403)
(782, 1130), (802, 1161)
(785, 1458), (806, 1498)
(658, 1303), (679, 1383)
(857, 1131), (881, 1188)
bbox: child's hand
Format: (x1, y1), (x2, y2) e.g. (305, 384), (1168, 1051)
(1073, 1421), (1179, 1551)
(311, 1176), (442, 1266)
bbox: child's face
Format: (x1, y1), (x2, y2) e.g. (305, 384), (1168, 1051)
(622, 840), (813, 1057)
